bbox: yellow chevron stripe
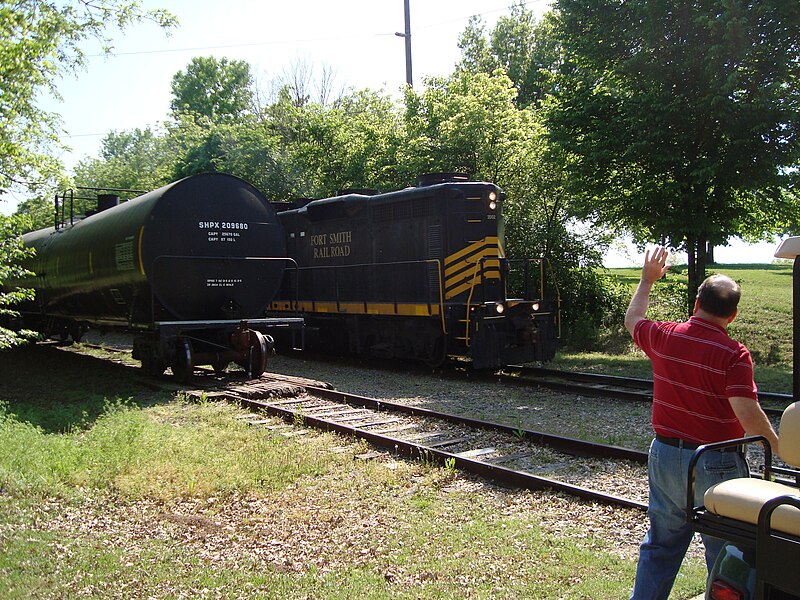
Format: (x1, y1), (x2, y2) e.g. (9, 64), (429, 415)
(445, 242), (500, 280)
(445, 261), (501, 290)
(444, 236), (499, 269)
(445, 272), (500, 299)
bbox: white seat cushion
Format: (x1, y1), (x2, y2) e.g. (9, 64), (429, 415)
(704, 478), (800, 536)
(779, 402), (800, 468)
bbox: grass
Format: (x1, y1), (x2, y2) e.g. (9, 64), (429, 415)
(0, 343), (709, 599)
(555, 262), (795, 394)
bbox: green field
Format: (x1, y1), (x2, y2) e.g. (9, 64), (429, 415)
(554, 263), (795, 393)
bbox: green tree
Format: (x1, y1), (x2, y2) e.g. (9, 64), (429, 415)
(170, 56), (253, 121)
(167, 57), (255, 178)
(0, 0), (175, 193)
(457, 4), (562, 108)
(401, 70), (527, 181)
(548, 0), (800, 306)
(0, 213), (36, 348)
(1, 0), (174, 347)
(259, 86), (403, 198)
(74, 127), (175, 190)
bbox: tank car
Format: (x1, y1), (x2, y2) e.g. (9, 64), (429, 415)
(6, 173), (302, 381)
(267, 173), (559, 368)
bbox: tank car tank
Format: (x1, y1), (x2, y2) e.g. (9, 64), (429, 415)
(7, 173), (302, 381)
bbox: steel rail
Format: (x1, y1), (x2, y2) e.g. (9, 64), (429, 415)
(231, 393), (647, 511)
(305, 385), (648, 464)
(503, 366), (789, 416)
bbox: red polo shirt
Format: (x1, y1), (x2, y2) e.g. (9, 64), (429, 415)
(633, 316), (759, 444)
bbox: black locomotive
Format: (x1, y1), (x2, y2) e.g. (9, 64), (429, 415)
(6, 173), (302, 381)
(268, 174), (559, 368)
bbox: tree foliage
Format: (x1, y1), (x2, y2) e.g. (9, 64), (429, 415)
(0, 213), (37, 348)
(457, 3), (562, 108)
(0, 0), (175, 194)
(170, 56), (253, 121)
(548, 0), (800, 304)
(0, 0), (174, 347)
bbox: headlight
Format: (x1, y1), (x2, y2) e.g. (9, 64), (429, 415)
(495, 303), (505, 314)
(531, 302), (540, 312)
(488, 191), (497, 210)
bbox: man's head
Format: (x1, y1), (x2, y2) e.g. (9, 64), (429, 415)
(695, 274), (741, 321)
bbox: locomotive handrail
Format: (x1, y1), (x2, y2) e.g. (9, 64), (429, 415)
(459, 256), (561, 348)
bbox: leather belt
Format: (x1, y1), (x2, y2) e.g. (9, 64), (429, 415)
(656, 434), (700, 450)
(655, 434), (743, 453)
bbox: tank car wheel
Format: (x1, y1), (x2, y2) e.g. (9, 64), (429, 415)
(171, 337), (195, 383)
(69, 323), (86, 343)
(140, 353), (166, 377)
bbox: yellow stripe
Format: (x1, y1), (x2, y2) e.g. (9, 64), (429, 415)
(444, 237), (498, 268)
(138, 226), (146, 276)
(444, 241), (499, 278)
(445, 272), (501, 299)
(445, 267), (500, 296)
(89, 251), (93, 274)
(269, 301), (441, 317)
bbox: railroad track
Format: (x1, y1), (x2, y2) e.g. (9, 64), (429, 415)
(194, 376), (649, 512)
(77, 340), (792, 416)
(496, 365), (791, 417)
(50, 340), (650, 510)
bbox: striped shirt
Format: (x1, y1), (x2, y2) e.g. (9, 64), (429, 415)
(634, 316), (758, 444)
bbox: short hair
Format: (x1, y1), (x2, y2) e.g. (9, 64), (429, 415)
(697, 274), (741, 318)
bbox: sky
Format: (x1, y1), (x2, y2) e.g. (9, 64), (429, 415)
(1, 0), (786, 266)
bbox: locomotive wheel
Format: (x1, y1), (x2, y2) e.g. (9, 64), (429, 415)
(424, 335), (447, 369)
(171, 337), (195, 383)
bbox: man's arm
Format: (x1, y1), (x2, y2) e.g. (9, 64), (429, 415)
(728, 396), (780, 458)
(624, 246), (670, 337)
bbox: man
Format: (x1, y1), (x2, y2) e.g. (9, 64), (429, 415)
(625, 246), (780, 600)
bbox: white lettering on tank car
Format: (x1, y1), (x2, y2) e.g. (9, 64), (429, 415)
(206, 278), (244, 288)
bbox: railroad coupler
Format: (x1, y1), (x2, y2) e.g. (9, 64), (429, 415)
(229, 320), (275, 379)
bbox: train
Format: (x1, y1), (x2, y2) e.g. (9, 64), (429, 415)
(4, 172), (558, 378)
(4, 173), (302, 381)
(267, 173), (559, 368)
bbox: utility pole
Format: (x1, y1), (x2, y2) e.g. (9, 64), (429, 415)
(394, 0), (413, 87)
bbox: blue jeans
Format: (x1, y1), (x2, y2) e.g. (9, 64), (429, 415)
(630, 438), (748, 600)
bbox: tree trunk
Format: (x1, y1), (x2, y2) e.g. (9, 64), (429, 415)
(685, 236), (708, 318)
